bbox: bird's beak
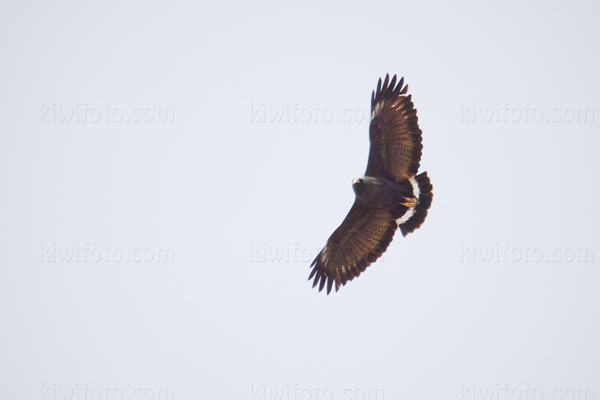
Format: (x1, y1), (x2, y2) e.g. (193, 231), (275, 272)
(352, 178), (361, 184)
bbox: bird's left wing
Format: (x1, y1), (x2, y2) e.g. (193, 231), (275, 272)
(309, 201), (398, 294)
(365, 74), (423, 182)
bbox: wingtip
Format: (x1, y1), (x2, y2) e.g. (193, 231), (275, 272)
(374, 74), (411, 102)
(318, 274), (326, 292)
(382, 74), (390, 91)
(389, 75), (397, 94)
(400, 82), (408, 95)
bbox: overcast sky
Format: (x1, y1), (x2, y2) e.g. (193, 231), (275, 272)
(1, 1), (599, 399)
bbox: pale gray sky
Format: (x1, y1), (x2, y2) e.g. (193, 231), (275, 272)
(1, 0), (599, 399)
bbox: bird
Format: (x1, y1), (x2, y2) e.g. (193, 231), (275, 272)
(308, 74), (433, 294)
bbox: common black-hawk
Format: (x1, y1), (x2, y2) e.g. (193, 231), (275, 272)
(309, 74), (433, 294)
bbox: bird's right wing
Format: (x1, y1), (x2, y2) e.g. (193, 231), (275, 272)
(309, 201), (398, 294)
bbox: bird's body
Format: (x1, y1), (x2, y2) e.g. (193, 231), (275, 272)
(352, 176), (413, 210)
(308, 74), (433, 294)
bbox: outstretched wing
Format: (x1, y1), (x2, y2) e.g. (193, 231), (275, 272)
(366, 74), (423, 182)
(309, 201), (398, 294)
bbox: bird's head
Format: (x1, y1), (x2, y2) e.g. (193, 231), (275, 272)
(352, 178), (366, 195)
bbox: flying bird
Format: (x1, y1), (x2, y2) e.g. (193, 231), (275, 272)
(309, 74), (433, 294)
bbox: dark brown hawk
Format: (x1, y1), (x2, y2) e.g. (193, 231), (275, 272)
(309, 74), (433, 294)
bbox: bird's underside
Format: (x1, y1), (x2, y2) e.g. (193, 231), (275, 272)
(308, 74), (433, 294)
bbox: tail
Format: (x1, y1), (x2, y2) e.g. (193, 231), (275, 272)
(397, 171), (433, 236)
